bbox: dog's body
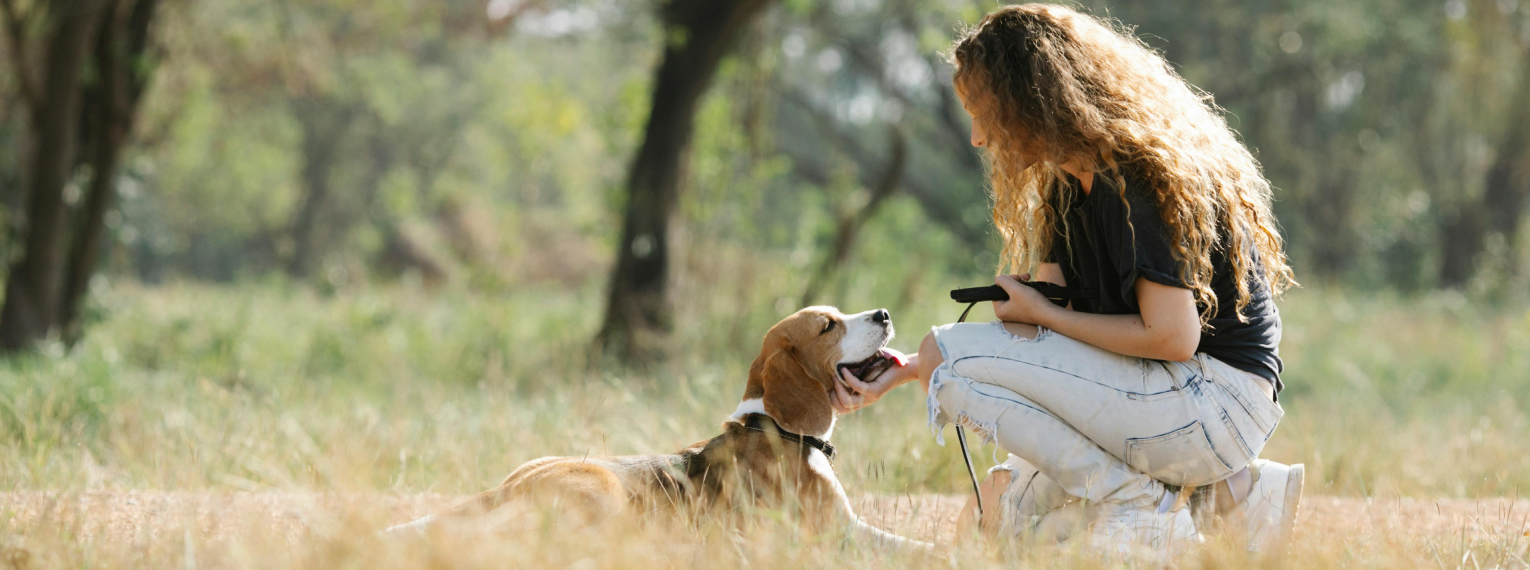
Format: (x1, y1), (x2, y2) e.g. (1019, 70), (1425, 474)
(386, 307), (926, 549)
(395, 415), (849, 533)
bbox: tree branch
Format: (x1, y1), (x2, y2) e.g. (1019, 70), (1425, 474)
(801, 126), (906, 305)
(781, 89), (989, 249)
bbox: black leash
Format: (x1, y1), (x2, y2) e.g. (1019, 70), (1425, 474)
(947, 280), (1093, 521)
(952, 301), (986, 520)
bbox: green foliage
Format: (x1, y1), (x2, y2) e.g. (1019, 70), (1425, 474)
(124, 0), (659, 283)
(90, 0), (1527, 293)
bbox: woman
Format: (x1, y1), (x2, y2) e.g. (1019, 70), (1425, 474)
(830, 4), (1303, 557)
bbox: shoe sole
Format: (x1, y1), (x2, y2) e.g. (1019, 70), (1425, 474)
(1275, 463), (1305, 555)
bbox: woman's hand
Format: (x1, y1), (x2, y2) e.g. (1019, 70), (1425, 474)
(830, 349), (915, 414)
(992, 273), (1059, 325)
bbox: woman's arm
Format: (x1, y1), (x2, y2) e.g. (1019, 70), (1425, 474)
(828, 267), (1197, 414)
(1034, 262), (1067, 287)
(993, 274), (1200, 361)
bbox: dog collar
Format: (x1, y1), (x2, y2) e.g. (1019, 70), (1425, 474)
(739, 414), (836, 461)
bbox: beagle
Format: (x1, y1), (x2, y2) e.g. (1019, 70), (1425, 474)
(385, 306), (927, 549)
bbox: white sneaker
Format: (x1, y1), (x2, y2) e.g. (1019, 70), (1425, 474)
(1231, 460), (1305, 555)
(1088, 484), (1200, 561)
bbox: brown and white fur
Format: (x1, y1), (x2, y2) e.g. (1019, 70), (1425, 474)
(385, 306), (927, 549)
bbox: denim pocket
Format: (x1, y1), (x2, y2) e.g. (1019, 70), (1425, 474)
(1125, 420), (1235, 487)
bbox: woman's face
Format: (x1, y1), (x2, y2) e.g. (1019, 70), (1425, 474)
(955, 80), (1039, 171)
(955, 85), (989, 148)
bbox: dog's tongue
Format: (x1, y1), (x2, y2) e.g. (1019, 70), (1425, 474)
(878, 347), (909, 367)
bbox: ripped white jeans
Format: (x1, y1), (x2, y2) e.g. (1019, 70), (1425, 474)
(927, 321), (1283, 516)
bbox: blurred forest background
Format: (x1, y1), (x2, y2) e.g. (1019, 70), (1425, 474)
(1, 0), (1528, 355)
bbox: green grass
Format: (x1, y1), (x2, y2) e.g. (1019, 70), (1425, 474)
(2, 279), (1527, 499)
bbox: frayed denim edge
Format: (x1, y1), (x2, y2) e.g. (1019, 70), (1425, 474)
(991, 319), (1051, 343)
(926, 365), (951, 446)
(955, 408), (1004, 466)
(927, 323), (1022, 450)
(926, 370), (1005, 455)
(926, 325), (955, 445)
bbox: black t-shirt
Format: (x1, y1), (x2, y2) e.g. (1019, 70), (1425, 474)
(1045, 168), (1284, 392)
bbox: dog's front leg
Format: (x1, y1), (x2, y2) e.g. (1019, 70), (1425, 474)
(805, 450), (934, 551)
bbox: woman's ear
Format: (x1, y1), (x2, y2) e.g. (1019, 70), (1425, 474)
(748, 341), (835, 439)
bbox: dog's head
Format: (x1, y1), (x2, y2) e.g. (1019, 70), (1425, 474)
(734, 306), (897, 439)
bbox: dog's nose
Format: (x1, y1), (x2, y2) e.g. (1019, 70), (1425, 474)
(872, 309), (890, 324)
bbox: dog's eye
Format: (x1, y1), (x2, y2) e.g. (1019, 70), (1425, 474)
(820, 319), (836, 335)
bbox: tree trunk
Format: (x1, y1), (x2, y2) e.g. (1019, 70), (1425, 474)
(595, 0), (775, 363)
(1288, 66), (1359, 282)
(1437, 209), (1484, 288)
(1437, 63), (1530, 288)
(1479, 66), (1530, 277)
(60, 0), (159, 344)
(1307, 168), (1357, 277)
(286, 98), (356, 278)
(0, 0), (107, 352)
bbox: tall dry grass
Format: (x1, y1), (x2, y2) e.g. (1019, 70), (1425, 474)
(1, 277), (1528, 568)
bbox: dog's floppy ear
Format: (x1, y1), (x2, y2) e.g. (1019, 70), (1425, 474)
(746, 335), (834, 438)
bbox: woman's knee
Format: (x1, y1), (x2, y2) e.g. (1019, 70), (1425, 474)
(917, 331), (944, 391)
(919, 331), (943, 366)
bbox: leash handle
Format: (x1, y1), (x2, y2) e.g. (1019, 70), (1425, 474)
(950, 282), (1094, 308)
(954, 302), (985, 521)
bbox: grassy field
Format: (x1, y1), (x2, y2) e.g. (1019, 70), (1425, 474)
(2, 279), (1529, 568)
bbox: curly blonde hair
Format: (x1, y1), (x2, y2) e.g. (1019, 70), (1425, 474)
(949, 4), (1295, 324)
